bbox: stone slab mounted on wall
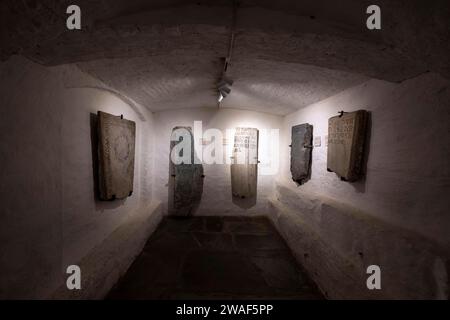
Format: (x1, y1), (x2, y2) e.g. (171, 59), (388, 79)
(290, 123), (313, 185)
(169, 126), (204, 216)
(327, 110), (368, 181)
(97, 111), (136, 200)
(231, 127), (259, 198)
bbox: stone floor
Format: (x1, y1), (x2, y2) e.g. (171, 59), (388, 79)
(107, 216), (323, 299)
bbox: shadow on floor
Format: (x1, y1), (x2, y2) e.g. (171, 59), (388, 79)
(231, 195), (257, 209)
(107, 216), (324, 300)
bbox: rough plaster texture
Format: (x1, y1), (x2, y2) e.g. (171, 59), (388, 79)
(77, 57), (367, 115)
(0, 0), (448, 299)
(2, 1), (448, 118)
(2, 1), (448, 80)
(268, 183), (449, 299)
(153, 108), (282, 217)
(272, 73), (450, 299)
(52, 202), (162, 299)
(0, 56), (160, 299)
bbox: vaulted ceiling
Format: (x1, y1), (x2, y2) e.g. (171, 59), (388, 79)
(1, 0), (449, 115)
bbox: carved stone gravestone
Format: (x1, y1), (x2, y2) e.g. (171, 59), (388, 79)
(327, 110), (368, 181)
(97, 111), (136, 200)
(290, 123), (313, 185)
(231, 127), (259, 198)
(169, 126), (204, 216)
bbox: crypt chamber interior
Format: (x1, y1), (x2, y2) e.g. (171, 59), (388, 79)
(0, 0), (449, 300)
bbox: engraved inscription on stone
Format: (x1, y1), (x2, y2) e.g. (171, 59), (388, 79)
(97, 111), (136, 200)
(314, 136), (321, 147)
(231, 127), (259, 198)
(290, 123), (313, 185)
(327, 110), (368, 181)
(169, 126), (204, 216)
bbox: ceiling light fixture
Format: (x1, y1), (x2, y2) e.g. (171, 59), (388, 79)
(217, 0), (237, 106)
(218, 77), (233, 102)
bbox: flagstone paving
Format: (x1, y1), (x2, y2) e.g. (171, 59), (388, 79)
(108, 216), (323, 299)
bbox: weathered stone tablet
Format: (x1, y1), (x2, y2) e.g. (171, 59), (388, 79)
(169, 126), (204, 216)
(290, 123), (313, 185)
(231, 127), (259, 198)
(327, 110), (368, 181)
(97, 111), (136, 200)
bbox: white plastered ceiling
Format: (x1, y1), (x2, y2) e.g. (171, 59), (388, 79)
(1, 0), (448, 115)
